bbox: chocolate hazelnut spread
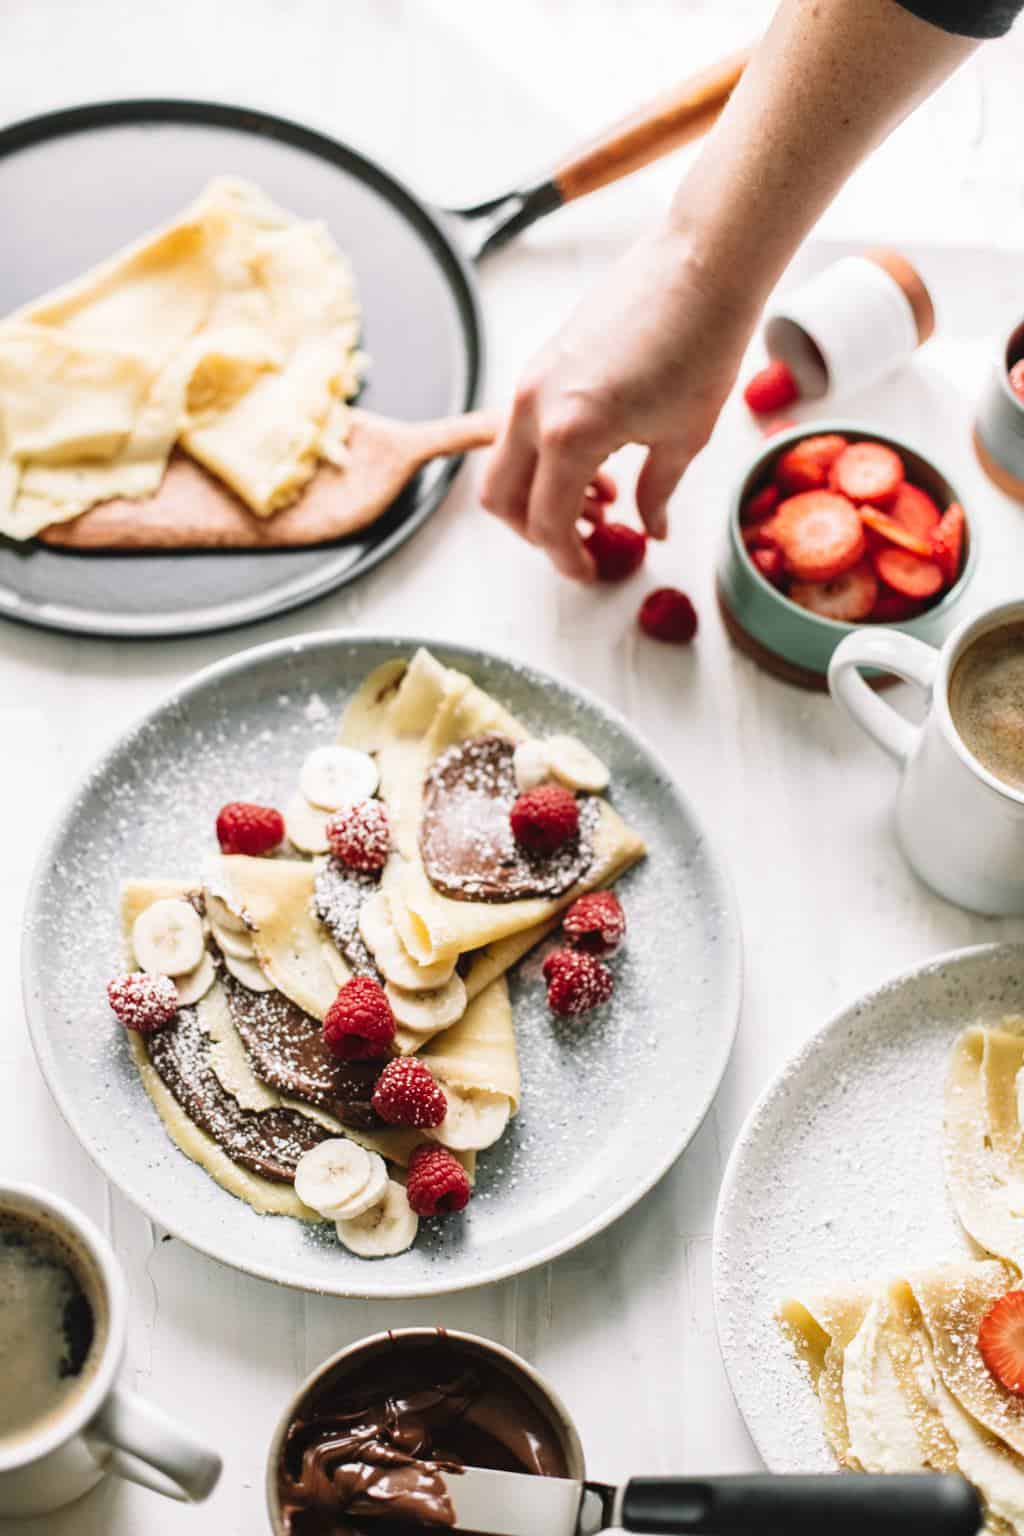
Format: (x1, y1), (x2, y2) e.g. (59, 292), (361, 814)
(224, 979), (389, 1132)
(144, 997), (327, 1181)
(277, 1333), (567, 1535)
(314, 861), (382, 978)
(420, 736), (596, 903)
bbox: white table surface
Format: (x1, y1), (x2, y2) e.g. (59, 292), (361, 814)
(3, 2), (1024, 1530)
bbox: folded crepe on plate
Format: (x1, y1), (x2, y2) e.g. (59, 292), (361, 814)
(781, 1261), (1024, 1533)
(0, 176), (364, 548)
(119, 880), (482, 1220)
(946, 1020), (1024, 1270)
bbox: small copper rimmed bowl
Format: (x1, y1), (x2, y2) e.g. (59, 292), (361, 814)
(716, 422), (979, 690)
(974, 314), (1024, 502)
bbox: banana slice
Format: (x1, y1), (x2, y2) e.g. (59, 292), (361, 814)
(294, 1139), (383, 1221)
(284, 793), (331, 855)
(385, 974), (467, 1036)
(132, 898), (205, 977)
(321, 939), (349, 988)
(174, 950), (217, 1007)
(300, 746), (379, 811)
(513, 739), (552, 792)
(428, 1086), (510, 1152)
(208, 920), (254, 962)
(336, 1179), (419, 1258)
(546, 734), (610, 793)
(358, 890), (455, 990)
(331, 1153), (389, 1221)
(203, 888), (249, 935)
(222, 951), (275, 993)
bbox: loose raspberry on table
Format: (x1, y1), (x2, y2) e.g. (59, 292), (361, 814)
(216, 801), (285, 857)
(582, 520), (647, 582)
(742, 361), (799, 415)
(372, 1059), (447, 1129)
(562, 891), (626, 957)
(510, 783), (579, 857)
(638, 587), (698, 645)
(326, 799), (391, 872)
(405, 1143), (471, 1217)
(542, 948), (614, 1017)
(323, 977), (396, 1060)
(107, 972), (179, 1033)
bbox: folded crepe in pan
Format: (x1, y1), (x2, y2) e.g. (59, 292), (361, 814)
(339, 648), (647, 967)
(0, 176), (362, 542)
(946, 1021), (1024, 1269)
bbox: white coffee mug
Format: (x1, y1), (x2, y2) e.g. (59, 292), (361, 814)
(0, 1182), (222, 1517)
(829, 599), (1024, 916)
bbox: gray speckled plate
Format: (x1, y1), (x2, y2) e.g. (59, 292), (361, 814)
(713, 942), (1024, 1471)
(22, 634), (741, 1298)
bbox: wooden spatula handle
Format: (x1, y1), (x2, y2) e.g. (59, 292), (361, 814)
(552, 48), (750, 204)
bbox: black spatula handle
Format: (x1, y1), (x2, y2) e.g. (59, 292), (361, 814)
(619, 1473), (981, 1535)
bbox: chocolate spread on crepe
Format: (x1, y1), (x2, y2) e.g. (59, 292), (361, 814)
(224, 978), (389, 1132)
(277, 1333), (567, 1535)
(313, 862), (381, 977)
(420, 735), (596, 903)
(144, 999), (327, 1181)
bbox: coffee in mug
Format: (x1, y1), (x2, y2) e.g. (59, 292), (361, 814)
(948, 621), (1024, 792)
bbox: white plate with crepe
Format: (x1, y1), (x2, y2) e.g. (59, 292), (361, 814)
(713, 941), (1024, 1475)
(22, 635), (741, 1297)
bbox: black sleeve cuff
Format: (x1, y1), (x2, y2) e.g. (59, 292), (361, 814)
(894, 0), (1021, 36)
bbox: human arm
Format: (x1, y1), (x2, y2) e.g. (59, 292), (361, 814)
(480, 0), (980, 580)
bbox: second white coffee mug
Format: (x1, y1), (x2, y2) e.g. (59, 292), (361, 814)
(829, 599), (1024, 916)
(0, 1182), (222, 1517)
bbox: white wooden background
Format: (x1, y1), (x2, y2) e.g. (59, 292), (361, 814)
(3, 3), (1024, 1530)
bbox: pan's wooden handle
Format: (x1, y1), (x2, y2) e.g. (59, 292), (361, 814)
(552, 48), (750, 204)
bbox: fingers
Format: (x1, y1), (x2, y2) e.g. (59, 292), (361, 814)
(635, 440), (692, 540)
(526, 433), (600, 582)
(479, 409), (537, 538)
(587, 468), (618, 506)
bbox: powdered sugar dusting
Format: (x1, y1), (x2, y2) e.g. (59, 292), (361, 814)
(23, 638), (739, 1298)
(713, 943), (1024, 1472)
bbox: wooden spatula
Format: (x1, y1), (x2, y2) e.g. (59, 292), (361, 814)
(37, 407), (500, 552)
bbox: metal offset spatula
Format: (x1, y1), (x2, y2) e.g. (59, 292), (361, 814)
(427, 1467), (981, 1536)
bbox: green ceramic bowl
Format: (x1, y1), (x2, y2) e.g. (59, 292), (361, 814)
(716, 422), (979, 685)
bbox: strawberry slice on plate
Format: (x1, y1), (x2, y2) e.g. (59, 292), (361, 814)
(830, 441), (904, 508)
(774, 491), (866, 582)
(873, 546), (945, 600)
(979, 1291), (1024, 1394)
(789, 559), (878, 622)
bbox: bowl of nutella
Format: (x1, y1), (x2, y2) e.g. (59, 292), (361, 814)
(267, 1327), (582, 1534)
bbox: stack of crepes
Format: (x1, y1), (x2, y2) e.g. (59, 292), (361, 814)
(120, 649), (646, 1221)
(781, 1017), (1024, 1533)
(0, 176), (363, 542)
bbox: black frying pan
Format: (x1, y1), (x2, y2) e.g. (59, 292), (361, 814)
(0, 56), (747, 638)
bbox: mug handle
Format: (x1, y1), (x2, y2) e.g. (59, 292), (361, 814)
(828, 629), (939, 764)
(89, 1386), (222, 1503)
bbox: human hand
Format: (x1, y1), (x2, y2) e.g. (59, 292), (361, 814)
(480, 223), (760, 580)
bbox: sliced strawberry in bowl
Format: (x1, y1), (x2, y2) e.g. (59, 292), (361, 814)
(932, 502), (966, 587)
(751, 547), (786, 586)
(889, 481), (940, 539)
(869, 588), (925, 624)
(873, 546), (945, 600)
(774, 491), (866, 582)
(775, 434), (848, 495)
(741, 484), (780, 525)
(858, 505), (935, 559)
(830, 441), (904, 509)
(788, 559), (878, 623)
